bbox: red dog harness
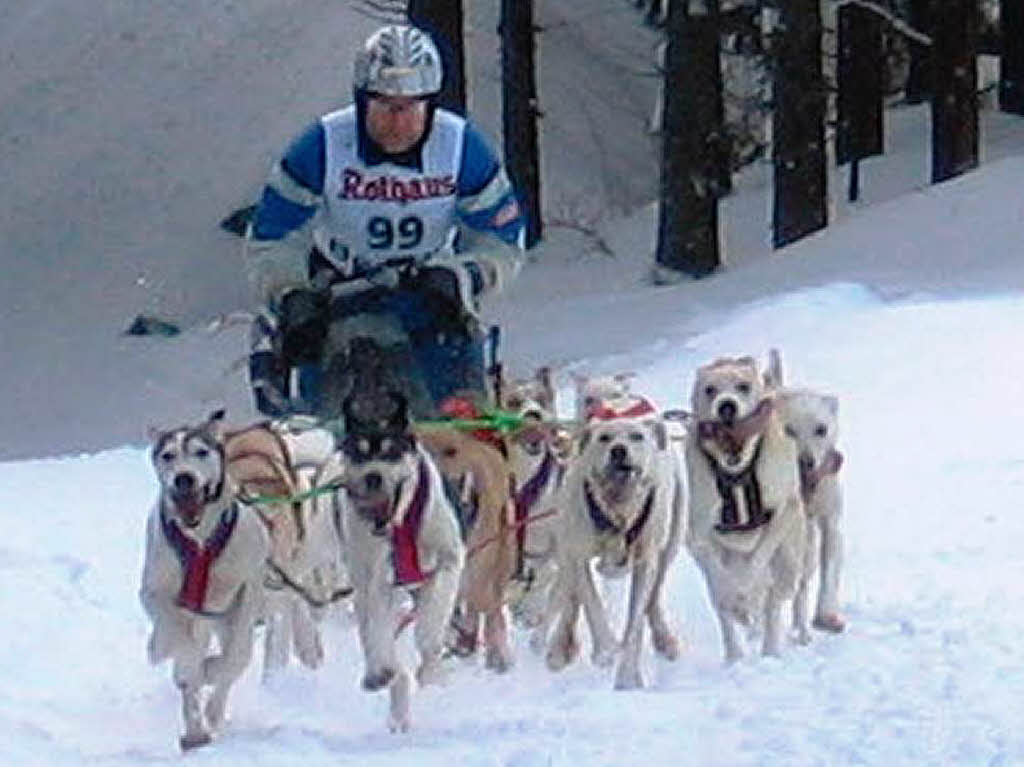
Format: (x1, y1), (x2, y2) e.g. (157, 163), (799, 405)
(161, 504), (239, 613)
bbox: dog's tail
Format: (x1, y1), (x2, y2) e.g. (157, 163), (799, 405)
(764, 348), (784, 389)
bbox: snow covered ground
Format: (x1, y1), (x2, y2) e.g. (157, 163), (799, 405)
(5, 1), (1024, 764)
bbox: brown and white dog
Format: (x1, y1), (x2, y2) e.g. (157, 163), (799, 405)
(415, 425), (518, 671)
(765, 350), (847, 636)
(684, 355), (806, 662)
(546, 392), (687, 689)
(139, 410), (270, 750)
(335, 391), (465, 732)
(223, 418), (349, 680)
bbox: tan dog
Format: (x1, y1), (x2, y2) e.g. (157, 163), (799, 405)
(335, 392), (465, 732)
(223, 418), (349, 680)
(415, 426), (517, 671)
(766, 350), (847, 636)
(140, 410), (270, 750)
(685, 355), (806, 662)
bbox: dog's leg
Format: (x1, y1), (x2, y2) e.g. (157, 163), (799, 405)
(483, 605), (514, 672)
(813, 511), (846, 632)
(647, 487), (684, 660)
(545, 567), (582, 671)
(261, 591), (291, 682)
(761, 584), (787, 657)
(449, 603), (480, 657)
(414, 549), (462, 687)
(171, 623), (212, 750)
(615, 558), (655, 690)
(388, 669), (413, 733)
(291, 594), (325, 669)
(792, 519), (819, 645)
(204, 585), (260, 730)
(575, 559), (618, 668)
(354, 582), (400, 692)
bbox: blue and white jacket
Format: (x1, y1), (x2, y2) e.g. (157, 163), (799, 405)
(245, 105), (525, 309)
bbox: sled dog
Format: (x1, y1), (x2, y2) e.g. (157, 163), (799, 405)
(336, 391), (465, 732)
(684, 355), (806, 662)
(546, 408), (686, 689)
(415, 425), (517, 671)
(139, 409), (270, 750)
(499, 367), (566, 651)
(765, 350), (847, 635)
(223, 418), (350, 679)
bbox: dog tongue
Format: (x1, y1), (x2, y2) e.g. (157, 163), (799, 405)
(174, 496), (203, 526)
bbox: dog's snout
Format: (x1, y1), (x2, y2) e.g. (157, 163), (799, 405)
(173, 473), (196, 494)
(799, 452), (815, 472)
(609, 444), (629, 464)
(717, 399), (738, 424)
(363, 471), (383, 493)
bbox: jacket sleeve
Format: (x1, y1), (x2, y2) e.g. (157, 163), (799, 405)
(243, 122), (326, 306)
(442, 121), (526, 299)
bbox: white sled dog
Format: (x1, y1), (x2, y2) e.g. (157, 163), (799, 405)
(335, 391), (464, 732)
(685, 355), (807, 662)
(139, 409), (270, 751)
(547, 404), (686, 689)
(499, 366), (566, 651)
(764, 350), (847, 636)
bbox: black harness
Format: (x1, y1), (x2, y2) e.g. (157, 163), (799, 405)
(702, 440), (774, 534)
(583, 481), (655, 549)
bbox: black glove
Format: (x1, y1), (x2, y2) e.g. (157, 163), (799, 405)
(277, 288), (329, 365)
(401, 265), (467, 330)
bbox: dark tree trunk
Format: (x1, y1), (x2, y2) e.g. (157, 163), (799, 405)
(500, 0), (543, 248)
(654, 0), (723, 279)
(931, 0), (978, 183)
(772, 0), (827, 249)
(1001, 0), (1024, 114)
(904, 0), (932, 104)
(836, 4), (884, 167)
(408, 0), (466, 115)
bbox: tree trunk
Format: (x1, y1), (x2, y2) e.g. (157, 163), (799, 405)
(408, 0), (466, 115)
(772, 0), (827, 249)
(836, 4), (884, 166)
(904, 0), (932, 104)
(1001, 0), (1024, 114)
(931, 0), (977, 183)
(654, 0), (723, 280)
(500, 0), (543, 248)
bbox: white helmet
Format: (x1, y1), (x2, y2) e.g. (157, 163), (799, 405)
(353, 25), (442, 97)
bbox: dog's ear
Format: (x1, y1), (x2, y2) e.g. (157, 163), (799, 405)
(763, 348), (784, 389)
(825, 395), (839, 416)
(387, 391), (410, 431)
(578, 425), (593, 453)
(646, 419), (668, 451)
(146, 425), (165, 444)
(204, 409), (227, 441)
(536, 366), (555, 406)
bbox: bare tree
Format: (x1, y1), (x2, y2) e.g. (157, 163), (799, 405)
(653, 0), (724, 281)
(500, 0), (543, 248)
(1001, 0), (1024, 114)
(772, 0), (828, 248)
(931, 0), (977, 183)
(903, 0), (931, 103)
(408, 0), (466, 115)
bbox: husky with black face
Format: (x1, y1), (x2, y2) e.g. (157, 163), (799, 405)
(335, 391), (464, 732)
(139, 409), (270, 751)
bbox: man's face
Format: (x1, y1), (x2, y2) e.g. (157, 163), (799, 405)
(364, 94), (429, 154)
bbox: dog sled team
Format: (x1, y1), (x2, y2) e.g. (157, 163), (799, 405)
(140, 347), (848, 749)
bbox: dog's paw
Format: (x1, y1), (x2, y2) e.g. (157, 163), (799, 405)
(651, 629), (683, 661)
(388, 713), (411, 733)
(179, 732), (213, 751)
(591, 644), (618, 669)
(485, 644), (515, 674)
(545, 634), (580, 672)
(792, 625), (813, 646)
(613, 663), (645, 690)
(362, 667), (396, 692)
(416, 657), (451, 687)
(296, 632), (325, 669)
(813, 612), (846, 633)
